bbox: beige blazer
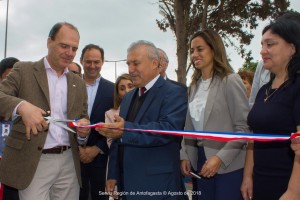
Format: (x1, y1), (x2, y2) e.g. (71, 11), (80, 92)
(180, 74), (250, 174)
(0, 59), (88, 189)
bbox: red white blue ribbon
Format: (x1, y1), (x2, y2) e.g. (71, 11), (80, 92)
(69, 122), (300, 142)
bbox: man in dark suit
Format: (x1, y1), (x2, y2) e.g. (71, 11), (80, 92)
(0, 22), (90, 200)
(157, 48), (187, 90)
(97, 40), (188, 200)
(79, 44), (114, 200)
(157, 48), (170, 80)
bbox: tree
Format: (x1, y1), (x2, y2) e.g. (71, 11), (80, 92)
(239, 60), (259, 73)
(156, 0), (289, 84)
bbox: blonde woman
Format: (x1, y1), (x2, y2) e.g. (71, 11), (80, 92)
(105, 73), (134, 147)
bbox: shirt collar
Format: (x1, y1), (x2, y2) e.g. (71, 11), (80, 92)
(43, 57), (69, 75)
(144, 74), (160, 91)
(84, 75), (101, 86)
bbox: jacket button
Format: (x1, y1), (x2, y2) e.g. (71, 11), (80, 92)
(37, 146), (43, 151)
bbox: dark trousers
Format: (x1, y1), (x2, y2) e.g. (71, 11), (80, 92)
(195, 147), (243, 200)
(79, 164), (108, 200)
(3, 185), (19, 200)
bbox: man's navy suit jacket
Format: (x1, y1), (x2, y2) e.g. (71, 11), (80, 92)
(85, 77), (114, 166)
(108, 76), (187, 200)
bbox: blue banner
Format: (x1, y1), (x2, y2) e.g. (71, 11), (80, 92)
(0, 121), (12, 157)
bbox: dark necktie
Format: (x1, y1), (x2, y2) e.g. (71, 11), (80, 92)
(140, 87), (146, 96)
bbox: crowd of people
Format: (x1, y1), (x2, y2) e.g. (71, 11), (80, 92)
(0, 10), (300, 200)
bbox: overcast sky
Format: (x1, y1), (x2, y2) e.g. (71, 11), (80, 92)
(0, 0), (299, 84)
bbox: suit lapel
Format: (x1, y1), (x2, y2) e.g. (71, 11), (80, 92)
(120, 88), (135, 118)
(133, 90), (155, 122)
(133, 77), (164, 122)
(33, 60), (50, 106)
(67, 73), (76, 118)
(203, 77), (220, 126)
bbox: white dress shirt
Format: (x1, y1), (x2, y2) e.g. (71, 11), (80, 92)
(85, 76), (101, 117)
(189, 78), (211, 131)
(44, 57), (70, 149)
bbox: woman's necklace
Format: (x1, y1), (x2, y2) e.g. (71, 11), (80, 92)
(264, 80), (288, 102)
(264, 87), (279, 102)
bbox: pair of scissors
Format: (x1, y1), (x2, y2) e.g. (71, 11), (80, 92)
(43, 111), (76, 133)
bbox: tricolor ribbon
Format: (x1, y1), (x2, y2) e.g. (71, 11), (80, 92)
(68, 122), (300, 142)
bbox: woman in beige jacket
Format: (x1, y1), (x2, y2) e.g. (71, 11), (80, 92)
(180, 29), (249, 200)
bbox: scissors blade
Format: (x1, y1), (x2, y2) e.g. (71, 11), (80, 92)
(54, 119), (77, 123)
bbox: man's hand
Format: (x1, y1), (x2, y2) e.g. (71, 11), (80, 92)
(17, 101), (48, 140)
(106, 179), (118, 199)
(79, 146), (100, 164)
(95, 115), (124, 138)
(76, 118), (90, 138)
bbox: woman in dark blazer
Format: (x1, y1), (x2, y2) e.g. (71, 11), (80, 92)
(180, 29), (249, 200)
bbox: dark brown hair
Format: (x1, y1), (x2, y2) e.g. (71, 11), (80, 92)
(189, 29), (233, 86)
(48, 22), (79, 40)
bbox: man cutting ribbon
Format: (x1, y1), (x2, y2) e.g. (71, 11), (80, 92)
(0, 22), (90, 200)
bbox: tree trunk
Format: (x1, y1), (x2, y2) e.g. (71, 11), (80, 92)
(202, 0), (209, 30)
(174, 0), (188, 85)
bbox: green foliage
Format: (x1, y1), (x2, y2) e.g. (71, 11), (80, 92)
(157, 0), (289, 58)
(238, 61), (259, 73)
(156, 0), (290, 83)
